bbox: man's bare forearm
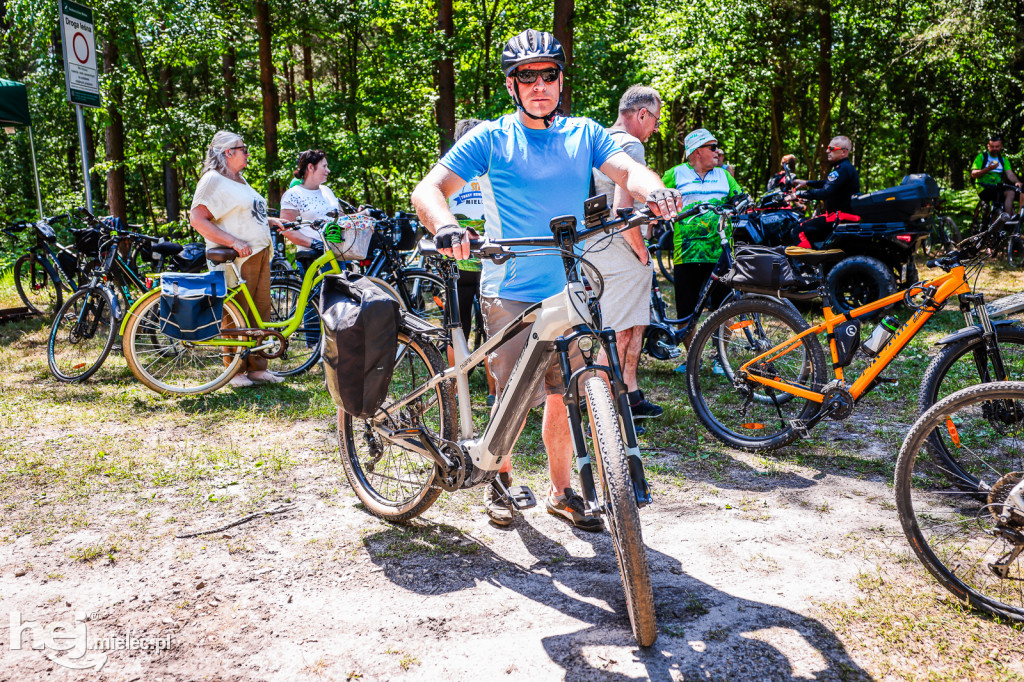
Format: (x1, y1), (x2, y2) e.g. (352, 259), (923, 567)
(411, 185), (457, 234)
(624, 164), (666, 205)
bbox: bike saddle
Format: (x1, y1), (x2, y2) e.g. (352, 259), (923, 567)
(152, 242), (184, 258)
(784, 246), (845, 265)
(206, 247), (240, 263)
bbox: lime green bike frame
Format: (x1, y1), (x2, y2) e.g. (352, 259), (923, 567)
(119, 249), (343, 350)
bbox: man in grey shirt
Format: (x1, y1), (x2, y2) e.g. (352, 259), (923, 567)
(589, 85), (663, 421)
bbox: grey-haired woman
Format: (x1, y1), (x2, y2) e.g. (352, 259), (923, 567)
(189, 130), (284, 388)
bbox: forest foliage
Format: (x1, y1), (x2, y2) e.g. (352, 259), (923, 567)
(0, 0), (1021, 231)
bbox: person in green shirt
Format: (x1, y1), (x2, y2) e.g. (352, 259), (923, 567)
(971, 134), (1021, 215)
(661, 129), (742, 329)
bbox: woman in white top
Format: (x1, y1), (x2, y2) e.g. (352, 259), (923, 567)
(189, 130), (285, 388)
(279, 150), (341, 255)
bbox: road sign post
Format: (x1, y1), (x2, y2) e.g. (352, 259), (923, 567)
(58, 0), (100, 212)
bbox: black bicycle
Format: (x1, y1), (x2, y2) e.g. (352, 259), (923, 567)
(641, 196), (799, 364)
(47, 210), (187, 382)
(5, 214), (100, 317)
(276, 208), (444, 325)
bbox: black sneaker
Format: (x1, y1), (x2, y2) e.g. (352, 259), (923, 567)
(483, 472), (515, 526)
(630, 396), (664, 420)
(546, 488), (604, 532)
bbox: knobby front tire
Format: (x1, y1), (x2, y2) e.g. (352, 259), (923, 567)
(14, 253), (63, 316)
(584, 375), (657, 647)
(917, 327), (1024, 487)
(686, 297), (826, 452)
(122, 291), (246, 396)
(338, 332), (454, 522)
(895, 382), (1024, 622)
(47, 286), (118, 382)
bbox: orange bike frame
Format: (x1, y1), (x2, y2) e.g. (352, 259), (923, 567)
(737, 266), (971, 403)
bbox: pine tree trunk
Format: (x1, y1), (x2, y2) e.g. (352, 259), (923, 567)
(255, 0), (280, 205)
(159, 63), (180, 222)
(769, 83), (784, 179)
(814, 0), (832, 176)
(285, 50), (298, 129)
(435, 0), (455, 154)
(103, 33), (127, 220)
(552, 0), (574, 115)
(223, 46), (238, 127)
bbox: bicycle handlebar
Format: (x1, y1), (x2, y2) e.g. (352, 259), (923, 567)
(418, 207), (660, 262)
(927, 212), (1011, 269)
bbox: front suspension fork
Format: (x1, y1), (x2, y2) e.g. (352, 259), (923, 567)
(556, 330), (652, 514)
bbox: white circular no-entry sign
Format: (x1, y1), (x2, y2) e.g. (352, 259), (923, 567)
(72, 31), (90, 64)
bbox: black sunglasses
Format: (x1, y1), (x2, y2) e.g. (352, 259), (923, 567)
(513, 67), (560, 84)
(700, 143), (719, 152)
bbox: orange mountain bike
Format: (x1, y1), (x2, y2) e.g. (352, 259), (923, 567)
(684, 213), (1023, 452)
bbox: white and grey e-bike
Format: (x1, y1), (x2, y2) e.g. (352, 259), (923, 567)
(338, 196), (661, 646)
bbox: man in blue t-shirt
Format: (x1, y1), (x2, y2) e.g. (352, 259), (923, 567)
(411, 29), (682, 529)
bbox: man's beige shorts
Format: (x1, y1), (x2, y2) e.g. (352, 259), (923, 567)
(481, 297), (584, 410)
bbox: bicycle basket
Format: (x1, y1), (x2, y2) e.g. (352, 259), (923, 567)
(719, 245), (804, 295)
(158, 271), (226, 341)
(323, 215), (376, 261)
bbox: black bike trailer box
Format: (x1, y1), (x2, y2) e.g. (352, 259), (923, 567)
(158, 270), (226, 341)
(321, 272), (401, 419)
(850, 174), (939, 222)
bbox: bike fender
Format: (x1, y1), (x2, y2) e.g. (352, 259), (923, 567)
(119, 287), (163, 335)
(936, 320), (1020, 345)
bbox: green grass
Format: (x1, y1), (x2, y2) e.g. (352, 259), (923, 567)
(0, 267), (22, 309)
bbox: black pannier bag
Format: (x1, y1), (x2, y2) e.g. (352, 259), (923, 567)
(74, 228), (102, 258)
(158, 271), (226, 341)
(321, 272), (401, 418)
(718, 245), (803, 295)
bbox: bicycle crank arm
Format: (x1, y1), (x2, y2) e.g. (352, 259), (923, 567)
(219, 328), (288, 359)
(492, 477), (537, 511)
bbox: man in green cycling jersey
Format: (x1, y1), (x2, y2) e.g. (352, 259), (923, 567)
(662, 129), (742, 341)
(412, 29), (682, 530)
(972, 134), (1021, 215)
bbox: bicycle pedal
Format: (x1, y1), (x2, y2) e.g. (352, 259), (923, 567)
(506, 485), (537, 510)
(789, 419), (810, 437)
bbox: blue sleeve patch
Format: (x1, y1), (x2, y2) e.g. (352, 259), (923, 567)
(827, 170), (839, 181)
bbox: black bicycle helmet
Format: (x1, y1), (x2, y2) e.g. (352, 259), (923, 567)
(501, 29), (565, 128)
(500, 29), (566, 75)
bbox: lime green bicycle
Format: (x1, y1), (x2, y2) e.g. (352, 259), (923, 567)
(120, 240), (338, 395)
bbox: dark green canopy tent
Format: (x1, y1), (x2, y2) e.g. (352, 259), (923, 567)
(0, 79), (43, 218)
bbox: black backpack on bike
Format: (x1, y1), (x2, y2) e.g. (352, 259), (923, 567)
(321, 272), (401, 418)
